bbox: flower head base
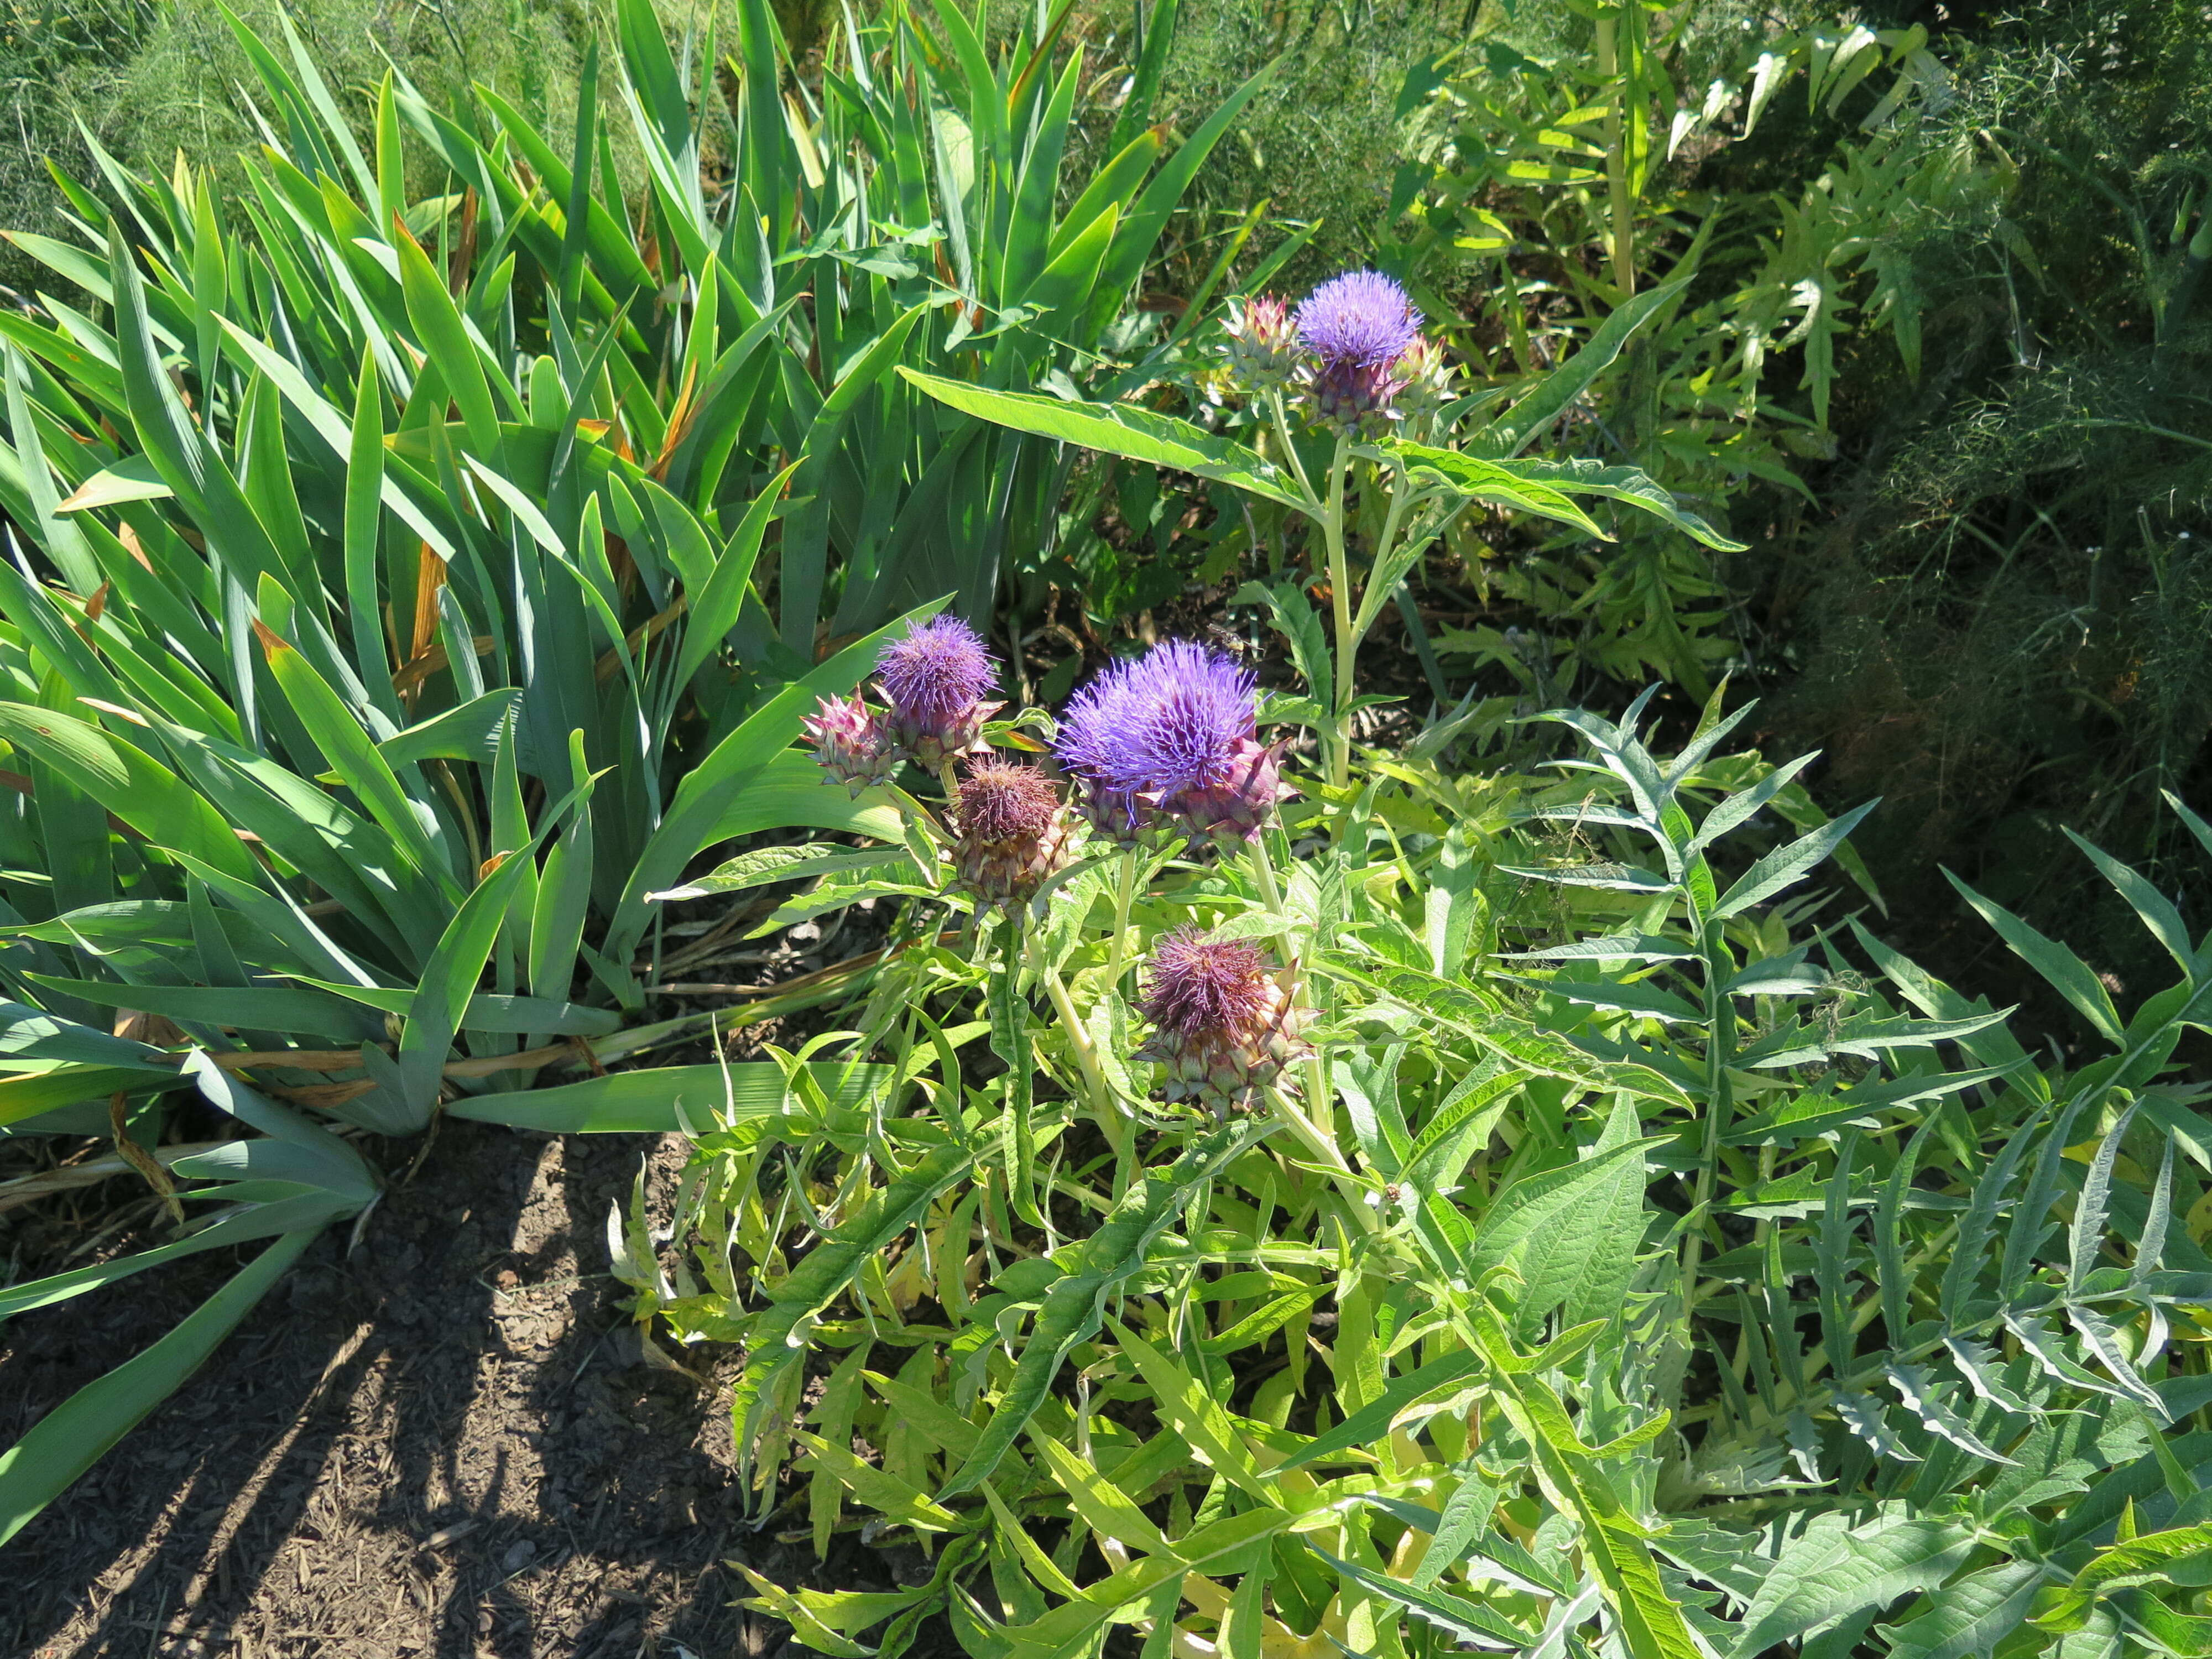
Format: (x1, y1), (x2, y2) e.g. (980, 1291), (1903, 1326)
(1220, 294), (1303, 395)
(1136, 927), (1311, 1112)
(877, 614), (1002, 768)
(1307, 357), (1412, 434)
(952, 760), (1073, 910)
(803, 693), (895, 795)
(1054, 641), (1286, 850)
(1296, 272), (1422, 369)
(1171, 735), (1293, 848)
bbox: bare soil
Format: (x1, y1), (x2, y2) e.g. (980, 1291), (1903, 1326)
(0, 1117), (901, 1659)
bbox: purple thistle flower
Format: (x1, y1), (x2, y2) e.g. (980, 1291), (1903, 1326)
(1056, 641), (1287, 848)
(952, 760), (1073, 910)
(1142, 929), (1276, 1037)
(957, 760), (1063, 846)
(1136, 927), (1312, 1112)
(1060, 641), (1255, 796)
(875, 614), (1001, 768)
(1295, 272), (1422, 369)
(878, 614), (997, 719)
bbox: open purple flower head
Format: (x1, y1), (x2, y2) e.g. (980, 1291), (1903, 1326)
(876, 614), (1000, 767)
(952, 759), (1072, 910)
(1056, 641), (1283, 847)
(1295, 271), (1422, 369)
(957, 760), (1063, 846)
(1057, 640), (1256, 798)
(1136, 926), (1312, 1111)
(1142, 928), (1275, 1038)
(877, 614), (997, 721)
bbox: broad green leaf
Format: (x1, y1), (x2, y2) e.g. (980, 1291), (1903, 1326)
(448, 1061), (893, 1131)
(0, 1229), (316, 1548)
(1877, 1560), (2046, 1659)
(899, 370), (1310, 514)
(1724, 1512), (1977, 1658)
(1945, 870), (2125, 1042)
(1380, 441), (1606, 538)
(1305, 1545), (1528, 1651)
(0, 702), (260, 885)
(938, 1121), (1259, 1497)
(1478, 278), (1689, 457)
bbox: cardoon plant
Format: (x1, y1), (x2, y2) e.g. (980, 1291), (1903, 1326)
(908, 260), (1742, 792)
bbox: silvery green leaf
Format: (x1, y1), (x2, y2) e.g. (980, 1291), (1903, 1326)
(1834, 1392), (1921, 1463)
(1494, 934), (1699, 964)
(2003, 1309), (2125, 1402)
(2061, 1302), (2168, 1419)
(649, 842), (911, 902)
(1943, 1335), (2040, 1416)
(1883, 1363), (2019, 1465)
(1496, 860), (1674, 893)
(1724, 952), (1827, 997)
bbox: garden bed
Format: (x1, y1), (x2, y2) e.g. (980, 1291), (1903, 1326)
(1, 1118), (838, 1659)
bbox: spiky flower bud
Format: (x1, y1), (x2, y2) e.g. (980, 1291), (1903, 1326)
(1391, 336), (1455, 426)
(1135, 928), (1311, 1112)
(1220, 294), (1303, 395)
(1296, 270), (1423, 433)
(803, 693), (895, 795)
(877, 614), (1003, 769)
(952, 760), (1074, 910)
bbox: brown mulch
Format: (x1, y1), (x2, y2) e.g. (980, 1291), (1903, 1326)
(0, 1117), (904, 1659)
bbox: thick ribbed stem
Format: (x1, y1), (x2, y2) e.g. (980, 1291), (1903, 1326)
(1107, 845), (1140, 990)
(1324, 435), (1355, 789)
(1248, 830), (1374, 1234)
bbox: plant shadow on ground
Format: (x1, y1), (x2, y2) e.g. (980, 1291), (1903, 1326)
(0, 1112), (932, 1659)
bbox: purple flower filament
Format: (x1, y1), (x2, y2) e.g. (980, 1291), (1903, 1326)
(1295, 271), (1422, 369)
(877, 614), (997, 723)
(1056, 641), (1256, 801)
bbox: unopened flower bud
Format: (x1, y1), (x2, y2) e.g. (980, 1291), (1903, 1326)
(803, 694), (894, 795)
(1391, 336), (1455, 426)
(952, 760), (1073, 910)
(1135, 928), (1311, 1113)
(1220, 294), (1302, 395)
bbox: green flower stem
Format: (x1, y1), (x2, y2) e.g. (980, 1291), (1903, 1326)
(937, 759), (961, 804)
(1323, 433), (1355, 790)
(1248, 827), (1376, 1235)
(1107, 845), (1141, 990)
(1028, 931), (1125, 1152)
(1266, 388), (1321, 509)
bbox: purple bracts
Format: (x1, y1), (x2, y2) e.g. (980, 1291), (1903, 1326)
(804, 693), (894, 795)
(1136, 927), (1312, 1112)
(952, 760), (1073, 910)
